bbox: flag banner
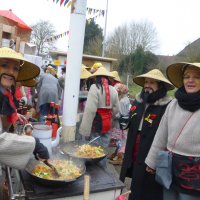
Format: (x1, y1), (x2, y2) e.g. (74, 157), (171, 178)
(60, 0), (65, 6)
(45, 31), (69, 42)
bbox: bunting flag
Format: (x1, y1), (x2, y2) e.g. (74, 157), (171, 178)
(87, 10), (106, 24)
(60, 0), (64, 6)
(86, 7), (105, 16)
(64, 0), (69, 6)
(47, 0), (106, 20)
(45, 31), (69, 42)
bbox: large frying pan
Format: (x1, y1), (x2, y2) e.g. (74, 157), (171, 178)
(60, 140), (107, 163)
(25, 156), (86, 186)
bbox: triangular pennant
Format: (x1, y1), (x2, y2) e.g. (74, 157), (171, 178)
(67, 1), (71, 8)
(60, 0), (64, 6)
(64, 0), (69, 6)
(56, 0), (59, 3)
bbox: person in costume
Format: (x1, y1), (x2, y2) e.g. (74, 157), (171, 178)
(0, 47), (49, 170)
(146, 63), (200, 200)
(120, 69), (174, 200)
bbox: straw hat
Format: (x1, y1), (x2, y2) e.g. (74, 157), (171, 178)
(167, 62), (200, 88)
(110, 71), (121, 82)
(133, 69), (174, 90)
(21, 79), (37, 87)
(89, 66), (115, 79)
(92, 62), (103, 70)
(82, 64), (90, 69)
(0, 47), (40, 81)
(80, 66), (91, 79)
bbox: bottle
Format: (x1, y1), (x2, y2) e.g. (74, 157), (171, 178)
(51, 104), (60, 138)
(45, 102), (55, 125)
(54, 104), (60, 127)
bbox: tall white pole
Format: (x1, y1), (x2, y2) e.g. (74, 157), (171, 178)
(62, 0), (87, 142)
(102, 0), (108, 57)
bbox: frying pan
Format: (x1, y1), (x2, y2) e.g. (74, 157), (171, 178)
(25, 156), (86, 186)
(60, 140), (107, 163)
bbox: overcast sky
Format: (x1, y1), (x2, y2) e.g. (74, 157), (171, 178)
(0, 0), (200, 55)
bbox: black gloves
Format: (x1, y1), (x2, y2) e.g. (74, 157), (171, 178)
(33, 138), (50, 160)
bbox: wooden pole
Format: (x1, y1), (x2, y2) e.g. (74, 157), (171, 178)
(83, 175), (90, 200)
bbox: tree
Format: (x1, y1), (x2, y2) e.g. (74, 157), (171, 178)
(119, 46), (158, 75)
(83, 20), (103, 55)
(106, 20), (159, 60)
(84, 35), (103, 56)
(30, 20), (56, 55)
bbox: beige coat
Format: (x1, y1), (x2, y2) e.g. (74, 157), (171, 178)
(79, 84), (119, 136)
(145, 99), (200, 169)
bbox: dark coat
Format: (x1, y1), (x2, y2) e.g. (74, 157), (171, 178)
(120, 93), (172, 200)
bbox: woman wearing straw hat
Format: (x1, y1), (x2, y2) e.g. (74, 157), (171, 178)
(120, 69), (174, 200)
(79, 66), (119, 153)
(146, 63), (200, 200)
(0, 47), (49, 170)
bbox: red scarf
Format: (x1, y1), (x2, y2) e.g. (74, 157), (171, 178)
(4, 90), (18, 123)
(101, 77), (110, 106)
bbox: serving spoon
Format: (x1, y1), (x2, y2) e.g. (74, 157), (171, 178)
(43, 160), (60, 177)
(87, 136), (100, 145)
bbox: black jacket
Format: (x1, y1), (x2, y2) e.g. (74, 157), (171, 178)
(120, 93), (172, 200)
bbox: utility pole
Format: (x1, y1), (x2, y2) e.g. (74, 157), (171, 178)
(102, 0), (108, 57)
(62, 0), (87, 143)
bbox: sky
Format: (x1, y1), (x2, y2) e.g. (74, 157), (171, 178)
(0, 0), (200, 56)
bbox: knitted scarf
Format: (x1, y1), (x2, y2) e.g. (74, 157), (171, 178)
(175, 87), (200, 112)
(101, 77), (110, 106)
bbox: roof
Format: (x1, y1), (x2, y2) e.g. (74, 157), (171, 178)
(0, 9), (32, 31)
(49, 50), (117, 62)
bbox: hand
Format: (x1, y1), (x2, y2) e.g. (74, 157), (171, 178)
(17, 113), (28, 125)
(18, 99), (25, 109)
(33, 138), (50, 160)
(146, 166), (156, 174)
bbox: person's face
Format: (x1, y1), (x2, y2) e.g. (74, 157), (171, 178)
(0, 59), (20, 89)
(144, 78), (159, 93)
(183, 67), (200, 93)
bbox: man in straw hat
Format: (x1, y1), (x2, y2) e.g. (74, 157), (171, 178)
(120, 69), (174, 200)
(0, 47), (49, 171)
(145, 63), (200, 200)
(79, 66), (119, 165)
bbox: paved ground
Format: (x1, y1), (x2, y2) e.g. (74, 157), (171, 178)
(107, 147), (132, 198)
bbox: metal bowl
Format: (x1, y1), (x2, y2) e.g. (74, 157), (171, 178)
(60, 140), (107, 163)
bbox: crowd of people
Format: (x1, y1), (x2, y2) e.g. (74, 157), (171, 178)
(0, 46), (200, 200)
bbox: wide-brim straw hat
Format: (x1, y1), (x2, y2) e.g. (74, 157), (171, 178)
(91, 62), (103, 70)
(82, 64), (90, 69)
(81, 66), (91, 79)
(133, 69), (174, 90)
(21, 79), (37, 87)
(110, 71), (121, 82)
(89, 66), (115, 79)
(0, 47), (40, 81)
(166, 62), (200, 88)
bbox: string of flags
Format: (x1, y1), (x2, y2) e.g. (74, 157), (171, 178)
(49, 0), (106, 18)
(45, 31), (69, 42)
(45, 1), (106, 41)
(51, 0), (72, 7)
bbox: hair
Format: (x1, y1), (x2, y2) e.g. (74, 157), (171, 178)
(95, 76), (112, 93)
